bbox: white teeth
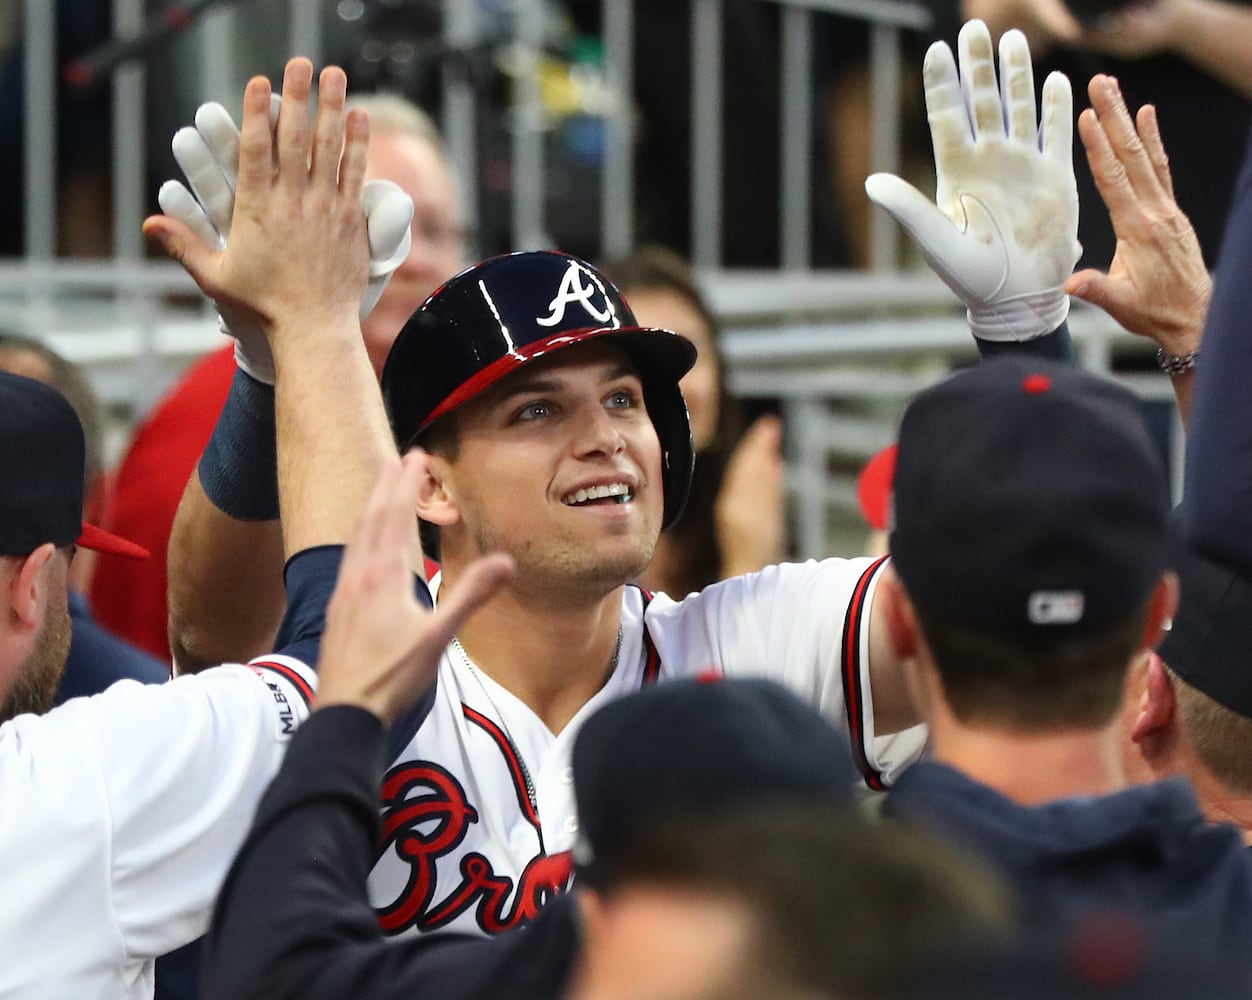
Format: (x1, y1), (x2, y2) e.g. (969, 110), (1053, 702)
(563, 482), (632, 505)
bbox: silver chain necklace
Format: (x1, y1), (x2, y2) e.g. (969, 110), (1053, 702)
(451, 626), (625, 818)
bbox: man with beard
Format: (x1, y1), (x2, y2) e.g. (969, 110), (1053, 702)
(0, 370), (316, 997)
(0, 374), (156, 719)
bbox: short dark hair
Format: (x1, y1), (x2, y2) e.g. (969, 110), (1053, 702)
(1167, 664), (1252, 795)
(604, 805), (1015, 1000)
(913, 601), (1149, 731)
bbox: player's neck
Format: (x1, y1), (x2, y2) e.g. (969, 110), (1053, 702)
(929, 718), (1129, 807)
(450, 584), (625, 735)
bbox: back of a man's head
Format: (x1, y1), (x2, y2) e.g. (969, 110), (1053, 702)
(571, 805), (1016, 1000)
(1156, 537), (1252, 794)
(570, 678), (857, 887)
(890, 358), (1171, 731)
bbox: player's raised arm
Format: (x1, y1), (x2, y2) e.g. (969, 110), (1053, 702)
(860, 19), (1083, 737)
(1065, 74), (1209, 425)
(865, 19), (1081, 359)
(157, 63), (415, 672)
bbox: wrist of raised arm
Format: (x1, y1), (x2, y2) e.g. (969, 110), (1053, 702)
(967, 287), (1070, 343)
(1154, 275), (1211, 358)
(198, 368), (279, 521)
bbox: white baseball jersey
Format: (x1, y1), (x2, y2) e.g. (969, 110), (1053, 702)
(364, 556), (926, 939)
(0, 656), (315, 999)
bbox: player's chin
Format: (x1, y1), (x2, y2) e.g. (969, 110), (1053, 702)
(565, 533), (655, 583)
(603, 536), (658, 583)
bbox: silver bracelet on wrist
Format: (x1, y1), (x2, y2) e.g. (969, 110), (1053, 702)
(1156, 348), (1199, 376)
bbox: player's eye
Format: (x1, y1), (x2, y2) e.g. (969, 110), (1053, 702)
(605, 387), (639, 410)
(514, 400), (553, 422)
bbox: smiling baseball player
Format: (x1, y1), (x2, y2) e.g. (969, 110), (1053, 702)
(163, 20), (1078, 942)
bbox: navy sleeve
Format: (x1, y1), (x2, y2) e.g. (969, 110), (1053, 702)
(1184, 131), (1252, 575)
(202, 706), (579, 1000)
(270, 545), (438, 757)
(271, 545), (434, 666)
(270, 545), (344, 665)
(974, 322), (1075, 363)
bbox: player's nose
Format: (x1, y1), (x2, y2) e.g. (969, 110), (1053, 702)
(573, 404), (627, 458)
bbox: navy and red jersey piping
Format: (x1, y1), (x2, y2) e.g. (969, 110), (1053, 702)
(840, 557), (889, 791)
(250, 658), (315, 709)
(638, 588), (661, 684)
(462, 704), (541, 829)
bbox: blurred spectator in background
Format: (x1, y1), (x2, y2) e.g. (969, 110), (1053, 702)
(925, 0), (1252, 267)
(89, 94), (464, 663)
(601, 247), (786, 597)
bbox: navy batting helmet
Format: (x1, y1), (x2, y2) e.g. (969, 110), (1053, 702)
(382, 250), (697, 528)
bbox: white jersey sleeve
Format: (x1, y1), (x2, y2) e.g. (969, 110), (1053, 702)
(0, 655), (315, 1000)
(642, 557), (926, 788)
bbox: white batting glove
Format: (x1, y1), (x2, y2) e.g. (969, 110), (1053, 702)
(158, 98), (414, 383)
(865, 20), (1080, 342)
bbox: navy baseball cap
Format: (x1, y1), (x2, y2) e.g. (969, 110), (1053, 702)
(0, 372), (147, 559)
(890, 358), (1170, 630)
(571, 677), (857, 886)
(1158, 533), (1252, 718)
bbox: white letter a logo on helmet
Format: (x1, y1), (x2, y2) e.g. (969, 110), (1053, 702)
(536, 261), (614, 327)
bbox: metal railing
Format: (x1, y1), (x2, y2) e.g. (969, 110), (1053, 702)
(18, 0), (929, 265)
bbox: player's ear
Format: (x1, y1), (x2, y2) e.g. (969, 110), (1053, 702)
(1130, 652), (1177, 745)
(413, 450), (460, 528)
(6, 543), (58, 632)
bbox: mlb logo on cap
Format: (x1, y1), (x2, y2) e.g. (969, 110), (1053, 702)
(1028, 591), (1085, 626)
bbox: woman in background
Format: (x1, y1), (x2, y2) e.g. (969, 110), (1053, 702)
(602, 247), (787, 596)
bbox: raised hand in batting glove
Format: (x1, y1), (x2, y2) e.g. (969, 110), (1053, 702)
(158, 98), (413, 383)
(865, 19), (1080, 343)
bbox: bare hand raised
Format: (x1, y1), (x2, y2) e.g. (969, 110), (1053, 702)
(1065, 74), (1210, 358)
(144, 59), (371, 352)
